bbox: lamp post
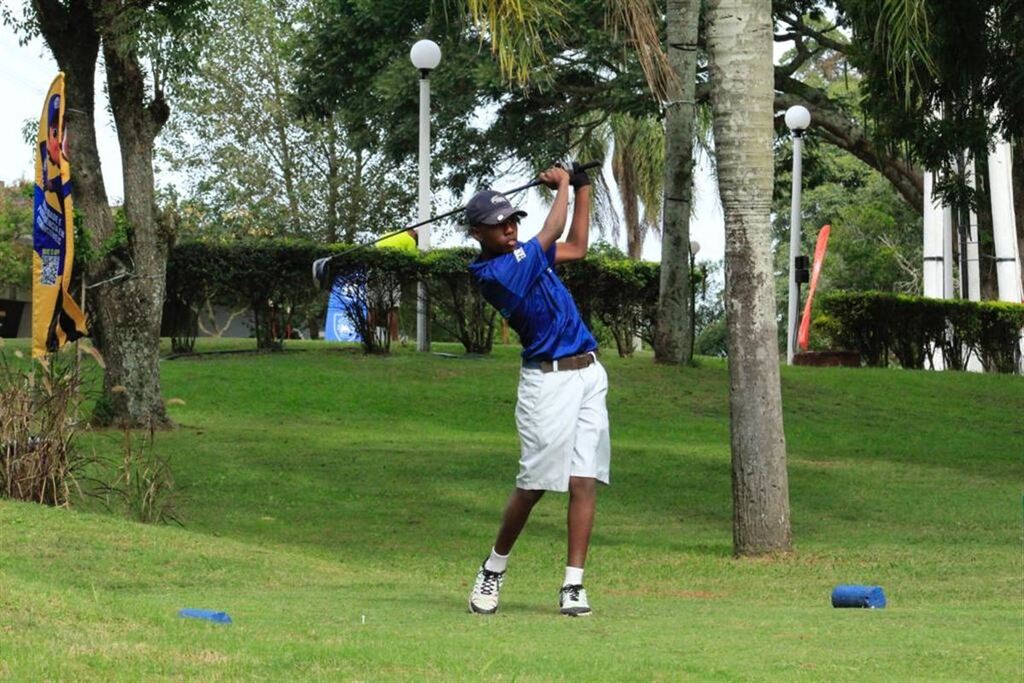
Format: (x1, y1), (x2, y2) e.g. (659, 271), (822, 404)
(784, 105), (811, 365)
(410, 39), (441, 352)
(689, 240), (700, 359)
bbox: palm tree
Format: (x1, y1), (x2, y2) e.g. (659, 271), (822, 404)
(653, 0), (701, 364)
(611, 114), (665, 260)
(706, 0), (791, 554)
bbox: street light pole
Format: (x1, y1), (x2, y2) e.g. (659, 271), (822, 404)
(785, 105), (811, 365)
(410, 39), (441, 353)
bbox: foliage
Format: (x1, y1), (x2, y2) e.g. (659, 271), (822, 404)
(329, 246), (421, 354)
(159, 0), (417, 244)
(774, 150), (922, 291)
(293, 0), (658, 194)
(559, 244), (660, 357)
(164, 239), (677, 358)
(0, 354), (91, 507)
(165, 239), (323, 352)
(422, 247), (498, 354)
(818, 290), (1024, 371)
(839, 0), (1023, 206)
(0, 181), (33, 289)
(100, 425), (181, 526)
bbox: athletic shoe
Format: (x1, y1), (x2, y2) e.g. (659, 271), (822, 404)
(469, 563), (505, 614)
(312, 257), (331, 289)
(559, 584), (591, 617)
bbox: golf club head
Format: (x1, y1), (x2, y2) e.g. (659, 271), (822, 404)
(312, 256), (332, 290)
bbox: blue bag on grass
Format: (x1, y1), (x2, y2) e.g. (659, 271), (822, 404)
(831, 585), (886, 608)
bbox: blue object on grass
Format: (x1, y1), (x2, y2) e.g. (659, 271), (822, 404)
(831, 585), (886, 608)
(178, 608), (233, 624)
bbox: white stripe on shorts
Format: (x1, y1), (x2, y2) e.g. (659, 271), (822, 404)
(514, 358), (610, 491)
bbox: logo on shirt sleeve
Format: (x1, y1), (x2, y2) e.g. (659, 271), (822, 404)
(513, 247), (526, 262)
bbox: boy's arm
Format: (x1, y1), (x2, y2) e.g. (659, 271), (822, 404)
(535, 166), (571, 253)
(554, 184), (590, 264)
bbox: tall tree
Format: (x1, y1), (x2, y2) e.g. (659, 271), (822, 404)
(610, 113), (664, 260)
(162, 0), (416, 244)
(8, 0), (205, 427)
(653, 0), (701, 363)
(707, 0), (792, 554)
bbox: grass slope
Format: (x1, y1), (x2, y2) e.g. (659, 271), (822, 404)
(1, 340), (1022, 681)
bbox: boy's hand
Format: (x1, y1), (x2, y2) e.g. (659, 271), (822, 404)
(539, 166), (570, 190)
(569, 162), (591, 190)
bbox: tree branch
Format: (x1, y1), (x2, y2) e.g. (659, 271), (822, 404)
(774, 74), (924, 211)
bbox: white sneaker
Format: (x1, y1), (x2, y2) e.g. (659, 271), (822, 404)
(469, 563), (505, 614)
(559, 584), (591, 616)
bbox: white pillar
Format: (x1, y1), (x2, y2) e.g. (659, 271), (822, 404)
(988, 139), (1023, 303)
(416, 74), (431, 352)
(923, 170), (951, 369)
(923, 170), (946, 300)
(964, 157), (984, 372)
(988, 136), (1023, 373)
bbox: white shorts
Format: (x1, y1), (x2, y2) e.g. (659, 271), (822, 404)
(514, 358), (611, 491)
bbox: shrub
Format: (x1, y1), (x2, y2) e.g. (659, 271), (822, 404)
(0, 355), (91, 506)
(818, 291), (1024, 372)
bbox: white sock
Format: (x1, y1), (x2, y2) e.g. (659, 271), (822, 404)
(563, 566), (584, 587)
(484, 548), (509, 573)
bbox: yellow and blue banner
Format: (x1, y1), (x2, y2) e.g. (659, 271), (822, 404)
(32, 72), (87, 359)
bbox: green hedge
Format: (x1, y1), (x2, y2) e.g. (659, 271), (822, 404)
(164, 239), (669, 356)
(818, 291), (1024, 372)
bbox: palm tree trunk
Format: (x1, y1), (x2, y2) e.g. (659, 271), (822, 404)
(707, 0), (792, 555)
(653, 0), (700, 363)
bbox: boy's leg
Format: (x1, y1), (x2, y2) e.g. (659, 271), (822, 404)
(566, 476), (596, 567)
(559, 475), (596, 616)
(470, 487), (544, 614)
(494, 487), (545, 554)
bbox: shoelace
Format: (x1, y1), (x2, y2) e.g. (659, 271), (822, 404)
(478, 569), (502, 595)
(561, 584), (583, 602)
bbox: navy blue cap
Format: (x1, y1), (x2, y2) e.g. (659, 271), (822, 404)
(465, 190), (527, 227)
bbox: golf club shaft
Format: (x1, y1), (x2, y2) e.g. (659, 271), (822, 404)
(328, 161), (601, 258)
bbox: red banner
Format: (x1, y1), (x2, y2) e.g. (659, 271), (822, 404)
(798, 225), (831, 351)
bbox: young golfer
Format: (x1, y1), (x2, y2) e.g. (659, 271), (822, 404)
(466, 164), (609, 617)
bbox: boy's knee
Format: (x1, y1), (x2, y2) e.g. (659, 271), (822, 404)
(568, 476), (596, 497)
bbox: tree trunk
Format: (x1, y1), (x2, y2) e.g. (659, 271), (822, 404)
(91, 28), (171, 428)
(653, 0), (699, 363)
(707, 0), (792, 556)
(33, 1), (116, 266)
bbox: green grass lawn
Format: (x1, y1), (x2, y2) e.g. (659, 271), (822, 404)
(1, 339), (1022, 681)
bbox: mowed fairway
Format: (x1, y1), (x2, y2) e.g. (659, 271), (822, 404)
(1, 340), (1022, 681)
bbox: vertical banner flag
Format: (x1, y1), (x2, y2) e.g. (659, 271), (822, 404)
(798, 224), (831, 352)
(33, 72), (88, 359)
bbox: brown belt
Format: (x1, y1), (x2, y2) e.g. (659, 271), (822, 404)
(524, 351), (598, 373)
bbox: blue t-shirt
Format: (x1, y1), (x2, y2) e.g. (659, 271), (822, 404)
(469, 237), (597, 360)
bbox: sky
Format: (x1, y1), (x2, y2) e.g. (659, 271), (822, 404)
(0, 26), (726, 265)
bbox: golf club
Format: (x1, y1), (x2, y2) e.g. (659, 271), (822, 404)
(312, 161), (601, 288)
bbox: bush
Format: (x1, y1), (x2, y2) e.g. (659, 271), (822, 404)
(165, 241), (671, 358)
(423, 248), (498, 354)
(0, 355), (91, 506)
(818, 291), (1024, 372)
(560, 254), (660, 358)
